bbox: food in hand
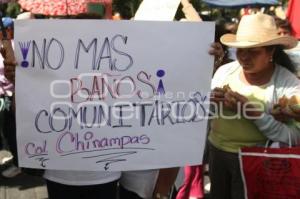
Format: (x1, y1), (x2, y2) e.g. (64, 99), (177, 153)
(222, 84), (232, 93)
(222, 84), (237, 103)
(271, 104), (281, 114)
(288, 95), (300, 113)
(278, 95), (289, 108)
(272, 95), (300, 115)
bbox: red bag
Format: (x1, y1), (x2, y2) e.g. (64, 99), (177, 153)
(239, 146), (300, 199)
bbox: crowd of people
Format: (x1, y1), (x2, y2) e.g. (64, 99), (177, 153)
(1, 1), (300, 199)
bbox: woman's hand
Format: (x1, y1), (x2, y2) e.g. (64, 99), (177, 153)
(181, 0), (190, 7)
(209, 42), (224, 58)
(210, 87), (225, 104)
(271, 109), (291, 123)
(210, 87), (225, 110)
(211, 86), (263, 119)
(209, 42), (225, 67)
(282, 108), (300, 122)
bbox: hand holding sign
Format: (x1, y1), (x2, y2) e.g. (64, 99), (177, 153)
(180, 0), (202, 21)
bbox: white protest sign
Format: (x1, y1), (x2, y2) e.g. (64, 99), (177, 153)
(134, 0), (181, 21)
(15, 20), (214, 171)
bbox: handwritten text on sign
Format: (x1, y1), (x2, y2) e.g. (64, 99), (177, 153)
(15, 20), (214, 171)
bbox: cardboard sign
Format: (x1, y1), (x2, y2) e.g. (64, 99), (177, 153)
(15, 20), (214, 171)
(134, 0), (181, 21)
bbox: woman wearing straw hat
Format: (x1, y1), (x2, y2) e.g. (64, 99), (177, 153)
(209, 13), (300, 199)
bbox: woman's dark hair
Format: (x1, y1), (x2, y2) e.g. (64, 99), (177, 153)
(268, 45), (296, 73)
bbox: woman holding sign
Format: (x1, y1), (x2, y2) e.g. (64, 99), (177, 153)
(209, 13), (300, 199)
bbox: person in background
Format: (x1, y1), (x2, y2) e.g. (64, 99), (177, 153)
(210, 20), (234, 74)
(272, 17), (300, 124)
(209, 13), (300, 199)
(274, 17), (300, 78)
(274, 17), (292, 36)
(0, 16), (22, 178)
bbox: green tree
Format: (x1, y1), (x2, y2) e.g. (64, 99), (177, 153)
(5, 3), (21, 18)
(0, 3), (20, 17)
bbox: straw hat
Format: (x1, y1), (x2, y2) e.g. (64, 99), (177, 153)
(220, 13), (298, 49)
